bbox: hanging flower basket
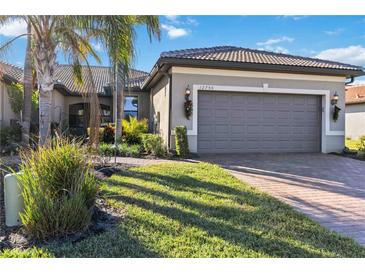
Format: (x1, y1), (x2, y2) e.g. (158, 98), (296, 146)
(333, 105), (341, 122)
(184, 100), (193, 119)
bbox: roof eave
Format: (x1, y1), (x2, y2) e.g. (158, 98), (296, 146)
(157, 57), (365, 78)
(142, 58), (170, 89)
(1, 74), (22, 84)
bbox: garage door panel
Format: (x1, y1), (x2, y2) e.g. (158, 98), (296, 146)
(231, 94), (246, 105)
(198, 91), (321, 153)
(263, 95), (276, 105)
(231, 125), (244, 134)
(293, 96), (306, 105)
(215, 125), (229, 134)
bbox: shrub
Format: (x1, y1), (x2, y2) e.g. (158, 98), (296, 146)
(102, 124), (115, 143)
(122, 117), (148, 144)
(118, 143), (142, 157)
(17, 138), (98, 240)
(141, 134), (166, 157)
(174, 126), (189, 158)
(0, 124), (21, 146)
(87, 127), (105, 142)
(7, 83), (39, 117)
(98, 143), (115, 157)
(357, 136), (365, 158)
(98, 143), (142, 157)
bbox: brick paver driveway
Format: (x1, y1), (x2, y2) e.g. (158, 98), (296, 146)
(200, 153), (365, 245)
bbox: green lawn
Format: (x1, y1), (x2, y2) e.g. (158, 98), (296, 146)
(1, 162), (364, 258)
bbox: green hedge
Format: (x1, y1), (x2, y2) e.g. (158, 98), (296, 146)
(141, 134), (166, 157)
(174, 126), (189, 158)
(98, 143), (142, 157)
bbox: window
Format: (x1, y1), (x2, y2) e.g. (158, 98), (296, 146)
(69, 103), (85, 128)
(124, 96), (138, 119)
(100, 104), (112, 126)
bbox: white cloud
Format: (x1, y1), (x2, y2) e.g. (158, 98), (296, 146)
(164, 15), (180, 23)
(91, 41), (103, 52)
(258, 46), (289, 54)
(281, 16), (308, 21)
(0, 20), (26, 37)
(324, 28), (344, 36)
(352, 80), (365, 85)
(257, 36), (294, 46)
(161, 24), (189, 39)
(315, 45), (365, 66)
(186, 17), (199, 26)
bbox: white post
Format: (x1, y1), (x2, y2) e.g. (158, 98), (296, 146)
(4, 173), (23, 227)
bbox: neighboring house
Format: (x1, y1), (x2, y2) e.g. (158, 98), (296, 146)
(1, 46), (364, 153)
(345, 85), (365, 140)
(0, 61), (149, 136)
(0, 62), (24, 129)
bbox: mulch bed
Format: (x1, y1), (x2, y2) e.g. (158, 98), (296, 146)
(330, 150), (365, 162)
(0, 198), (126, 251)
(0, 163), (129, 252)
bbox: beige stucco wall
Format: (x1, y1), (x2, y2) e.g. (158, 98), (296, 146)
(0, 82), (19, 128)
(149, 76), (170, 145)
(170, 67), (346, 153)
(345, 103), (365, 140)
(51, 89), (66, 126)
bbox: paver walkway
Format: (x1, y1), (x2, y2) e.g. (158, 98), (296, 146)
(200, 153), (365, 246)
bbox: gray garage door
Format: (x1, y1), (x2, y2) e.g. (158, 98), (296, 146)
(198, 91), (321, 153)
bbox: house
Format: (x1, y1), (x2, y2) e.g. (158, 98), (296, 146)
(0, 62), (150, 136)
(1, 46), (364, 153)
(345, 85), (365, 140)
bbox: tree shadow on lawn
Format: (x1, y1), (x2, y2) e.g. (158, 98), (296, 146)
(101, 169), (364, 258)
(46, 224), (160, 258)
(109, 168), (268, 208)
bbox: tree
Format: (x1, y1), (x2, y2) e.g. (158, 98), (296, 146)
(1, 16), (160, 146)
(85, 16), (160, 144)
(1, 16), (101, 145)
(21, 22), (33, 146)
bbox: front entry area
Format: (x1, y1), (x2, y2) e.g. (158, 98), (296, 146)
(69, 103), (112, 135)
(197, 91), (322, 153)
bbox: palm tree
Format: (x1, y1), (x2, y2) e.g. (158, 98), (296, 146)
(21, 22), (33, 146)
(1, 16), (160, 146)
(80, 16), (160, 143)
(1, 16), (101, 145)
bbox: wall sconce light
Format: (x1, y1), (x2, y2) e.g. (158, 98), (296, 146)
(185, 85), (191, 100)
(331, 92), (339, 105)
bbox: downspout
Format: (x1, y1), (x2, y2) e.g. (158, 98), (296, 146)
(168, 73), (172, 150)
(0, 84), (3, 154)
(160, 71), (172, 150)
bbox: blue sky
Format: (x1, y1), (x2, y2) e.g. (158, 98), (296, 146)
(1, 16), (365, 80)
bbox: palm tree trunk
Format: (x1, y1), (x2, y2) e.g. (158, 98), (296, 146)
(115, 63), (124, 143)
(89, 91), (101, 149)
(21, 22), (33, 146)
(34, 42), (56, 146)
